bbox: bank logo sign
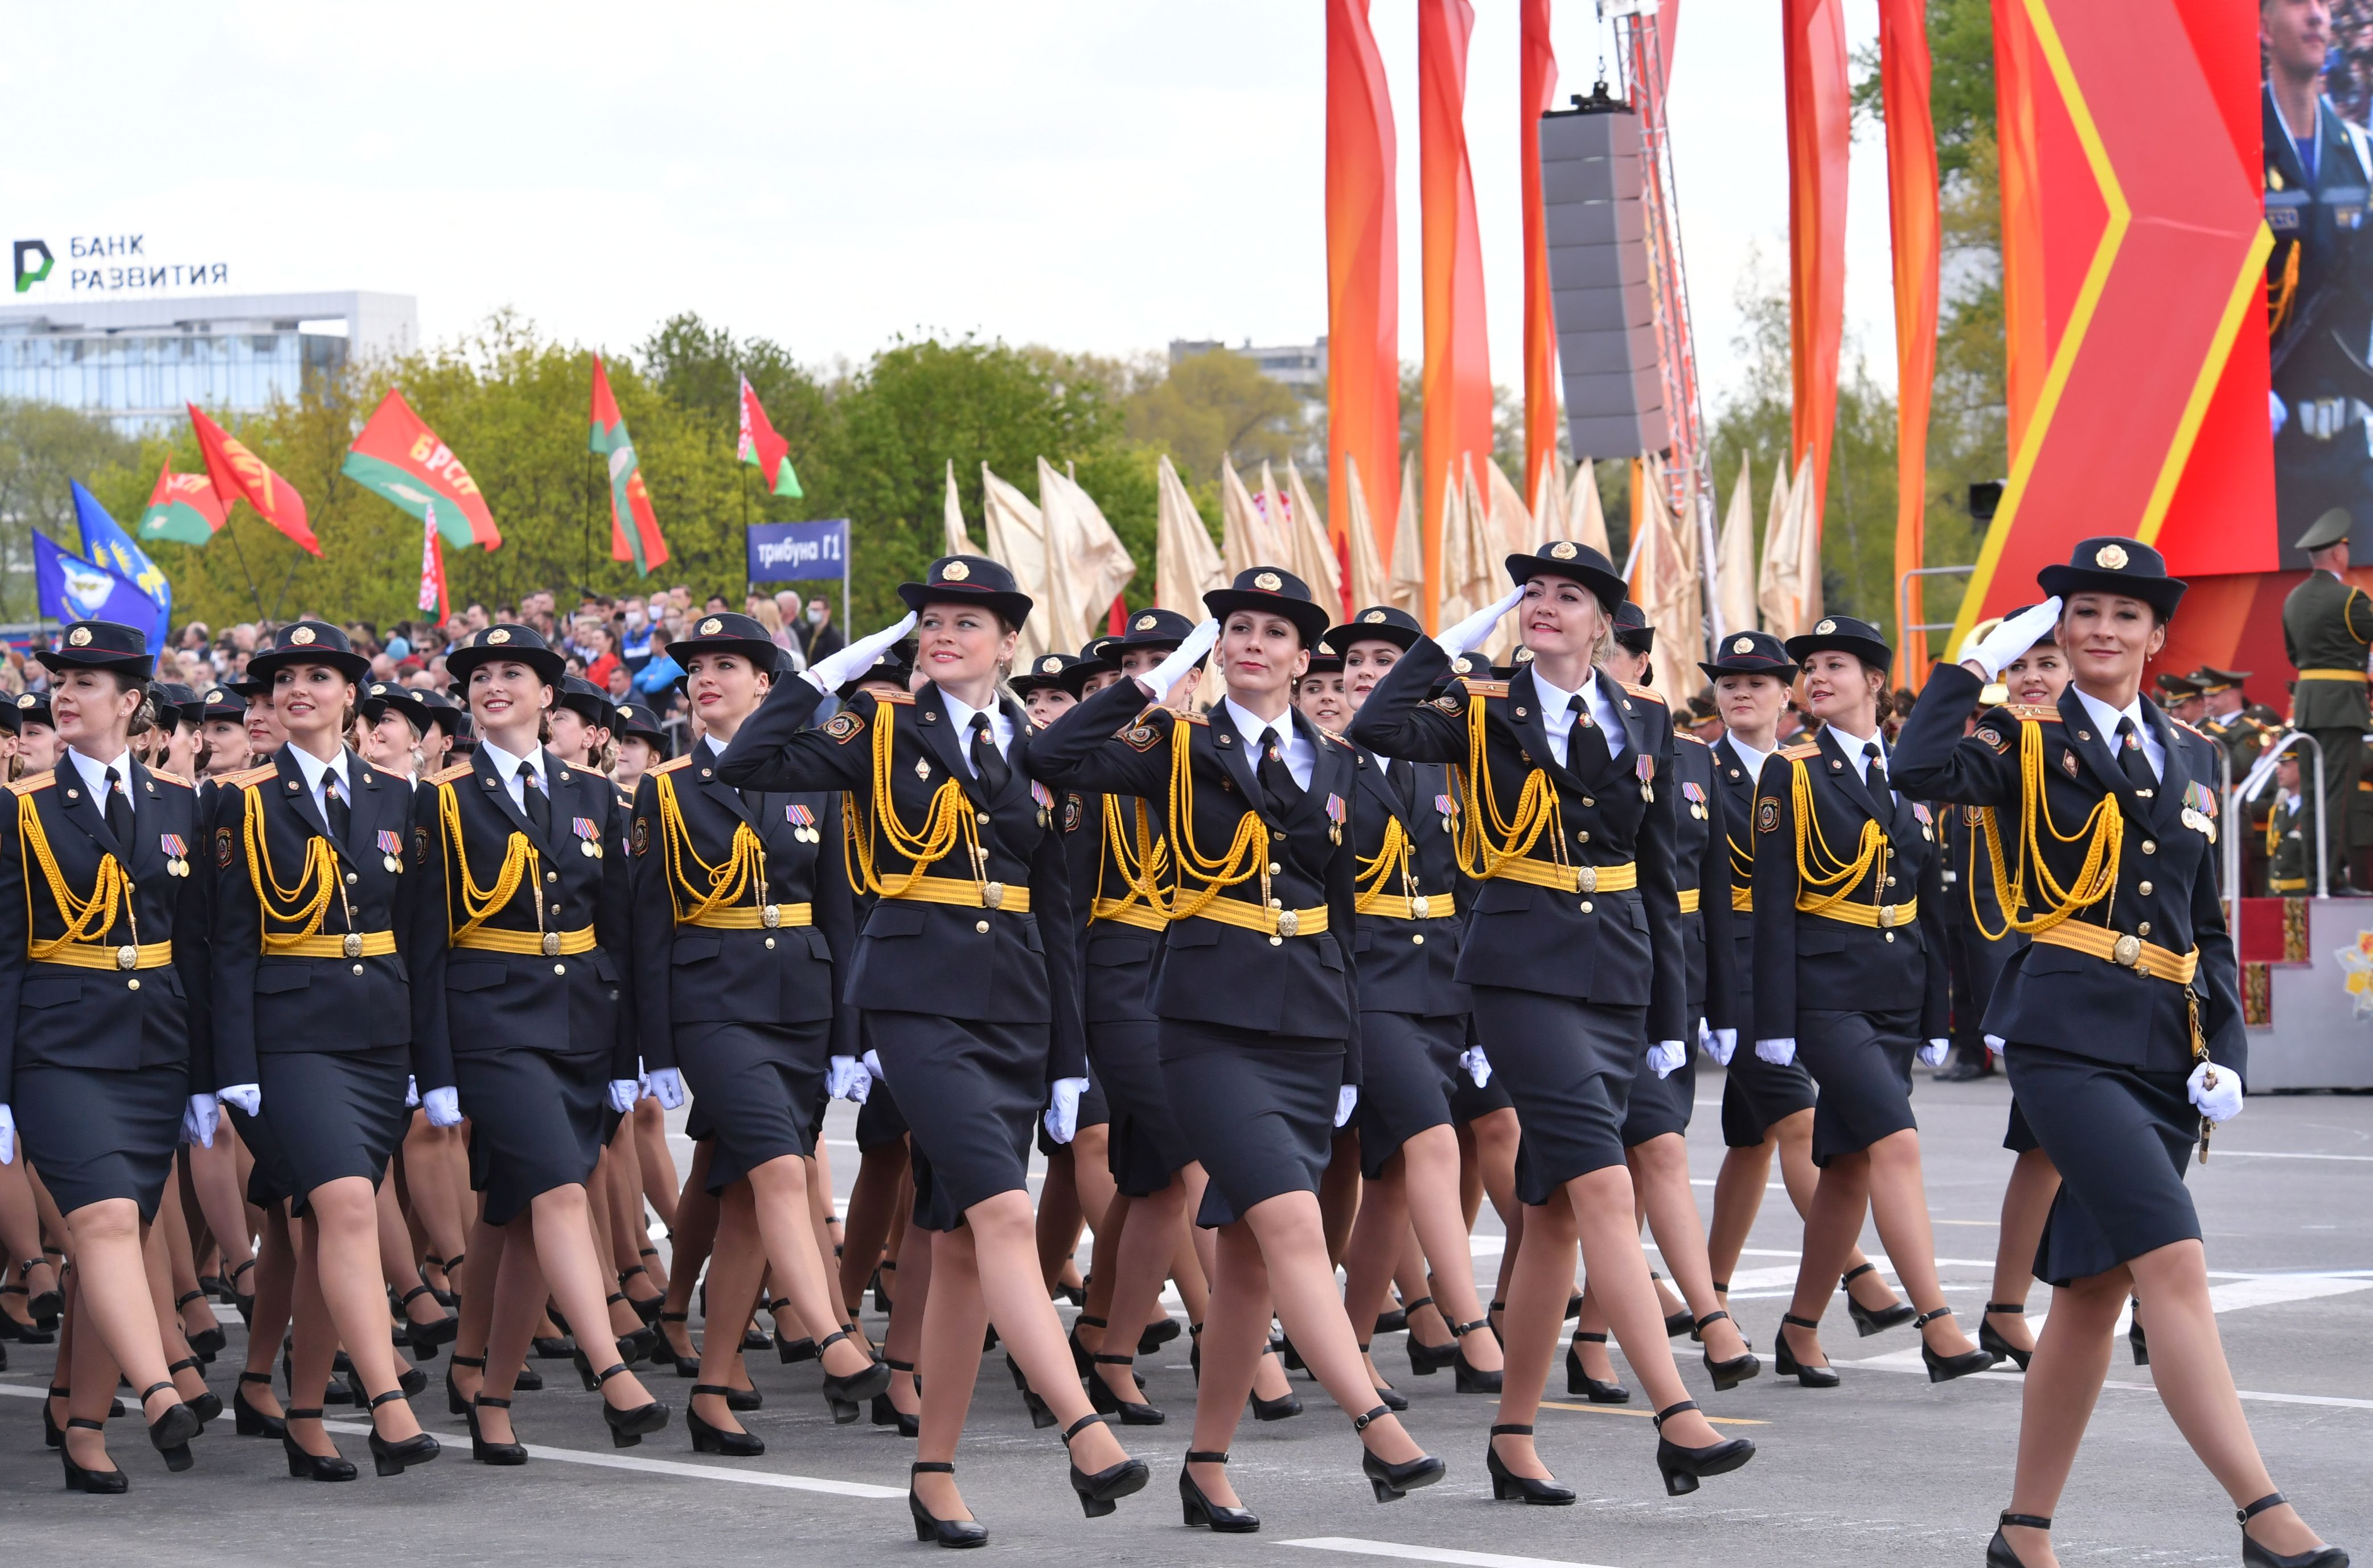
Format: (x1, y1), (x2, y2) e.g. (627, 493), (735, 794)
(11, 235), (228, 295)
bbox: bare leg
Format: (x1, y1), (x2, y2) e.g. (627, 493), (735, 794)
(745, 1154), (873, 1380)
(1072, 1123), (1117, 1284)
(881, 1204), (931, 1423)
(399, 1113), (470, 1290)
(284, 1213), (342, 1458)
(1864, 1130), (1977, 1355)
(689, 1189), (766, 1441)
(1340, 1159), (1407, 1390)
(1986, 1150), (2060, 1358)
(309, 1179), (426, 1440)
(1630, 1134), (1748, 1362)
(966, 1191), (1131, 1476)
(1181, 1222), (1271, 1511)
(838, 1136), (907, 1318)
(1705, 1137), (1775, 1294)
(157, 1161), (219, 1349)
(1999, 1269), (2124, 1568)
(139, 1218), (206, 1404)
(1402, 1126), (1503, 1372)
(376, 1170), (445, 1335)
(659, 1142), (719, 1365)
(909, 1225), (990, 1524)
(448, 1213), (508, 1407)
(1036, 1143), (1083, 1292)
(1767, 1110), (1890, 1311)
(1091, 1175), (1186, 1409)
(62, 1269), (129, 1476)
(634, 1099), (678, 1232)
(527, 1183), (655, 1413)
(471, 1220), (556, 1447)
(236, 1205), (294, 1422)
(1318, 1130), (1361, 1267)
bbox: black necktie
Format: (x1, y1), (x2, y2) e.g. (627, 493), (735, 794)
(1565, 695), (1613, 776)
(1259, 732), (1302, 815)
(520, 759), (552, 837)
(324, 773), (351, 845)
(1388, 757), (1417, 815)
(2114, 717), (2156, 793)
(100, 765), (132, 848)
(969, 713), (1011, 797)
(1862, 741), (1900, 827)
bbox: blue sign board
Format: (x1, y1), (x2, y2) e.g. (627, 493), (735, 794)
(748, 519), (849, 582)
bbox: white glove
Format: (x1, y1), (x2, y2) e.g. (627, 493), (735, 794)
(1966, 597), (2062, 681)
(184, 1094), (219, 1150)
(217, 1082), (261, 1117)
(2188, 1061), (2244, 1123)
(1756, 1037), (1798, 1066)
(1335, 1085), (1359, 1127)
(1702, 1023), (1738, 1066)
(646, 1068), (687, 1110)
(861, 1048), (885, 1085)
(422, 1086), (462, 1128)
(1919, 1039), (1950, 1068)
(1434, 585), (1526, 658)
(1044, 1076), (1090, 1144)
(1648, 1040), (1687, 1079)
(606, 1078), (641, 1114)
(804, 611), (918, 693)
(1984, 1034), (2005, 1061)
(827, 1055), (873, 1103)
(1458, 1045), (1492, 1087)
(404, 1076), (421, 1109)
(0, 1104), (13, 1165)
(1143, 618), (1220, 703)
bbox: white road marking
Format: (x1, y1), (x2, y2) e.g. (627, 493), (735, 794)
(1282, 1539), (1621, 1568)
(2202, 1149), (2373, 1163)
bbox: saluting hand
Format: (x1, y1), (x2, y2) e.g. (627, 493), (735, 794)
(1140, 618), (1220, 703)
(1435, 585), (1526, 658)
(804, 611), (919, 693)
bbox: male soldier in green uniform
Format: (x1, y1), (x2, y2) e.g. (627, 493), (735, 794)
(2156, 672), (2208, 728)
(2282, 506), (2373, 891)
(2193, 667), (2276, 779)
(2267, 752), (2311, 894)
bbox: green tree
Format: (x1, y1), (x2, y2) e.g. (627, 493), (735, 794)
(0, 398), (137, 624)
(1124, 348), (1302, 479)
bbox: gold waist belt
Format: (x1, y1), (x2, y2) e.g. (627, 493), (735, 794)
(1185, 898), (1329, 939)
(265, 930), (396, 959)
(1677, 888), (1701, 914)
(453, 925), (597, 957)
(1809, 896), (1920, 929)
(1089, 897), (1167, 931)
(37, 939), (173, 972)
(1487, 857), (1639, 895)
(883, 876), (1032, 913)
(2030, 921), (2199, 982)
(685, 903), (812, 930)
(1354, 889), (1458, 921)
(1732, 886), (1754, 913)
(2296, 668), (2368, 683)
(2268, 877), (2308, 893)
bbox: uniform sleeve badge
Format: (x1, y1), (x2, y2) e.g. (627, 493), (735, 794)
(1756, 797), (1780, 835)
(632, 815), (651, 856)
(1063, 791), (1084, 834)
(1974, 725), (2004, 752)
(1123, 722), (1161, 752)
(212, 826), (233, 870)
(823, 711), (864, 744)
(414, 824), (430, 865)
(2061, 748), (2081, 779)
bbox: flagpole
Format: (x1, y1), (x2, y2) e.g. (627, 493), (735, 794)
(222, 514), (268, 622)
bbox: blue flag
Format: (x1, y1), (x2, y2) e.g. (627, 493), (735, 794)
(70, 481), (170, 645)
(34, 532), (161, 642)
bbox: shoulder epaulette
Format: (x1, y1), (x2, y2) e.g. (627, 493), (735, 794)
(424, 762), (474, 786)
(7, 772), (52, 797)
(2173, 718), (2214, 744)
(873, 690), (914, 706)
(1620, 680), (1665, 705)
(1315, 725), (1353, 750)
(223, 763), (277, 789)
(1461, 679), (1510, 699)
(147, 767), (192, 789)
(1675, 732), (1710, 751)
(1780, 742), (1821, 761)
(2001, 704), (2063, 723)
(650, 755), (693, 775)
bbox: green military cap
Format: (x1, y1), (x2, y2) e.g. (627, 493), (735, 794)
(2294, 507), (2354, 551)
(2190, 666), (2250, 695)
(2154, 671), (2206, 699)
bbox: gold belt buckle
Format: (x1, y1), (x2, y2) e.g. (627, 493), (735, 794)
(343, 933), (363, 959)
(1410, 894), (1430, 920)
(761, 904), (781, 930)
(115, 945), (138, 971)
(541, 931), (561, 957)
(982, 881), (1005, 910)
(1276, 908), (1301, 938)
(1878, 904), (1899, 929)
(2112, 933), (2142, 968)
(1575, 865), (1599, 895)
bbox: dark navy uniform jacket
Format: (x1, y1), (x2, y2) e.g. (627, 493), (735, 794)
(1344, 743), (1468, 1021)
(1068, 789), (1165, 1028)
(1710, 736), (1766, 1029)
(1890, 663), (2243, 1077)
(1671, 732), (1740, 1034)
(0, 758), (211, 1096)
(210, 747), (414, 1089)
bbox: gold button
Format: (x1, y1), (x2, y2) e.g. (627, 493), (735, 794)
(552, 905), (562, 917)
(127, 978), (140, 991)
(975, 920), (991, 934)
(554, 963), (567, 975)
(1576, 830), (1591, 844)
(2137, 880), (2154, 897)
(2141, 840), (2157, 855)
(2137, 921), (2152, 937)
(345, 872), (359, 886)
(547, 872), (559, 884)
(1268, 935), (1283, 946)
(977, 812), (991, 826)
(1411, 933), (1425, 946)
(352, 964), (365, 976)
(1580, 900), (1594, 913)
(764, 937), (776, 950)
(1886, 876), (1897, 887)
(1268, 863), (1282, 876)
(1581, 797), (1595, 808)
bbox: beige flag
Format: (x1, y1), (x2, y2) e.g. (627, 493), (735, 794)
(1039, 457), (1136, 655)
(942, 459), (980, 557)
(1792, 455), (1824, 634)
(1715, 453), (1758, 642)
(1341, 454), (1390, 614)
(1480, 459), (1535, 663)
(1758, 453), (1817, 638)
(1569, 458), (1611, 557)
(980, 462), (1054, 659)
(1531, 458), (1569, 548)
(1630, 454), (1705, 702)
(1387, 452), (1427, 624)
(1218, 456), (1277, 580)
(1283, 458), (1344, 616)
(1437, 454), (1500, 635)
(1154, 454), (1225, 616)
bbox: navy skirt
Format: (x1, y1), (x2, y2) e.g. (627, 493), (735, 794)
(1794, 1007), (1922, 1167)
(1718, 1042), (1820, 1148)
(868, 1011), (1044, 1232)
(257, 1045), (412, 1216)
(1469, 986), (1643, 1203)
(1161, 1021), (1342, 1228)
(1622, 1048), (1696, 1146)
(677, 1019), (831, 1191)
(1354, 1011), (1465, 1177)
(455, 1047), (606, 1227)
(2005, 1042), (2202, 1286)
(1091, 1017), (1194, 1196)
(16, 1061), (186, 1220)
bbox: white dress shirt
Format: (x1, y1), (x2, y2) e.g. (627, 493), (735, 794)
(1526, 669), (1628, 770)
(1723, 733), (1776, 785)
(937, 687), (1015, 779)
(66, 746), (137, 822)
(1222, 696), (1315, 790)
(285, 742), (353, 824)
(478, 738), (556, 811)
(1825, 723), (1891, 793)
(2071, 686), (2165, 782)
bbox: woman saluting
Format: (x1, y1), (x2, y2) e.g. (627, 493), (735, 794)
(717, 556), (1146, 1546)
(1891, 541), (2345, 1568)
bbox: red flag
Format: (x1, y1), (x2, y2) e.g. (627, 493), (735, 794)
(343, 387), (503, 549)
(419, 501), (450, 625)
(736, 376), (804, 498)
(1327, 0), (1402, 572)
(1784, 0), (1851, 540)
(1881, 0), (1939, 684)
(589, 356), (668, 575)
(1419, 0), (1493, 629)
(1520, 0), (1559, 507)
(187, 404), (318, 555)
(136, 456), (228, 545)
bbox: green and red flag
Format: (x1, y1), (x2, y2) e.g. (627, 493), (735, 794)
(341, 387), (503, 549)
(589, 355), (668, 575)
(187, 403), (318, 555)
(736, 375), (803, 498)
(136, 456), (228, 545)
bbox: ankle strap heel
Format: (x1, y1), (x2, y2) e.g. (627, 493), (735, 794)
(1999, 1511), (2051, 1530)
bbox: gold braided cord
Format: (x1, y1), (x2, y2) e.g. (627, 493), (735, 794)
(654, 771), (763, 923)
(435, 781), (538, 946)
(1787, 758), (1885, 917)
(846, 700), (978, 901)
(1972, 719), (2120, 936)
(1452, 695), (1563, 880)
(242, 785), (334, 943)
(1355, 812), (1411, 902)
(1163, 719), (1265, 922)
(1096, 794), (1171, 920)
(16, 793), (128, 959)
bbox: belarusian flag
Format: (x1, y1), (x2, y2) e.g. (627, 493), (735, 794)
(737, 375), (803, 498)
(342, 387), (503, 549)
(188, 403), (318, 555)
(137, 457), (228, 545)
(420, 500), (450, 623)
(589, 355), (668, 575)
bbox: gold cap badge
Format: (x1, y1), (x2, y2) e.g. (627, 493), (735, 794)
(699, 617), (722, 635)
(1815, 618), (1837, 634)
(1732, 635), (1754, 654)
(1040, 656), (1061, 674)
(486, 628), (511, 645)
(2095, 543), (2129, 570)
(1134, 614), (1156, 631)
(68, 627), (91, 647)
(1362, 610), (1386, 623)
(289, 626), (316, 645)
(941, 560), (971, 582)
(1548, 541), (1579, 560)
(16, 694), (34, 709)
(1254, 571), (1282, 592)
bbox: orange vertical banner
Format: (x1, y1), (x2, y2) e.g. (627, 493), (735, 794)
(1419, 0), (1493, 630)
(1992, 0), (2047, 456)
(1783, 0), (1850, 548)
(1327, 0), (1401, 581)
(1520, 0), (1559, 507)
(1881, 0), (1939, 682)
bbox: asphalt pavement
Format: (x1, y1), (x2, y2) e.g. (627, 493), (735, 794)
(4, 1068), (2368, 1567)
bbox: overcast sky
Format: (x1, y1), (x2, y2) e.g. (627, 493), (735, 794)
(1, 1), (1899, 416)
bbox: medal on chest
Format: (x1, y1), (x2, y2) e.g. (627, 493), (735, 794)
(1681, 780), (1705, 820)
(1635, 754), (1655, 803)
(785, 802), (818, 844)
(159, 832), (188, 877)
(1435, 791), (1458, 835)
(2182, 781), (2218, 842)
(572, 815), (603, 858)
(1325, 791), (1345, 845)
(376, 829), (403, 873)
(1031, 780), (1054, 830)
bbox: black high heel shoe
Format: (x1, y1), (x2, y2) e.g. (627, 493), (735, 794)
(688, 1385), (765, 1456)
(140, 1380), (200, 1471)
(224, 1258), (256, 1327)
(724, 1379), (762, 1412)
(1354, 1404), (1444, 1502)
(465, 1394), (528, 1466)
(1180, 1450), (1259, 1532)
(175, 1289), (225, 1358)
(1695, 1311), (1762, 1390)
(1450, 1318), (1504, 1393)
(422, 1253), (460, 1308)
(1005, 1353), (1057, 1429)
(1916, 1307), (1997, 1382)
(2129, 1302), (2149, 1365)
(62, 1417), (129, 1493)
(445, 1353), (485, 1415)
(1841, 1262), (1918, 1337)
(1654, 1272), (1693, 1337)
(1251, 1340), (1304, 1421)
(618, 1265), (664, 1324)
(533, 1333), (577, 1360)
(233, 1372), (286, 1439)
(1652, 1399), (1754, 1496)
(2239, 1491), (2351, 1567)
(281, 1410), (357, 1482)
(872, 1357), (920, 1438)
(365, 1388), (440, 1476)
(1088, 1353), (1164, 1424)
(1986, 1509), (2049, 1567)
(1061, 1411), (1148, 1517)
(1566, 1332), (1630, 1402)
(654, 1311), (700, 1376)
(1978, 1303), (2033, 1372)
(909, 1460), (988, 1548)
(770, 1295), (816, 1364)
(1065, 1313), (1106, 1375)
(1374, 1302), (1409, 1337)
(1353, 1341), (1409, 1413)
(23, 1257), (65, 1329)
(590, 1362), (668, 1447)
(166, 1357), (222, 1424)
(872, 1261), (896, 1313)
(514, 1363), (544, 1392)
(1402, 1296), (1458, 1376)
(401, 1285), (459, 1360)
(1773, 1313), (1840, 1389)
(1486, 1424), (1574, 1505)
(1136, 1315), (1181, 1355)
(48, 1387), (127, 1447)
(818, 1327), (891, 1423)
